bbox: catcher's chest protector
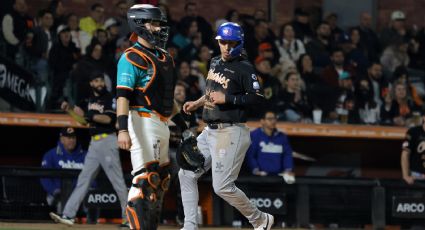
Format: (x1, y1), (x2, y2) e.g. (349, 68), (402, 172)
(125, 45), (176, 117)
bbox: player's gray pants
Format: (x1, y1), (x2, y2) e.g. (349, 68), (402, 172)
(179, 125), (263, 229)
(62, 134), (128, 219)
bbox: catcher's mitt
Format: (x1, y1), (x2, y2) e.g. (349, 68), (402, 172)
(176, 135), (205, 172)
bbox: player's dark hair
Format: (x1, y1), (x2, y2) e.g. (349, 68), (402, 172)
(91, 3), (103, 11)
(37, 9), (52, 19)
(178, 17), (197, 36)
(296, 53), (311, 73)
(176, 80), (189, 89)
(85, 40), (101, 56)
(262, 110), (276, 119)
(316, 21), (330, 30)
(331, 47), (344, 55)
(367, 61), (381, 69)
(285, 71), (298, 81)
(278, 23), (299, 51)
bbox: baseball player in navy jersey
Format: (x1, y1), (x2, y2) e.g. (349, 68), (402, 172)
(41, 127), (87, 213)
(179, 22), (274, 230)
(115, 4), (185, 230)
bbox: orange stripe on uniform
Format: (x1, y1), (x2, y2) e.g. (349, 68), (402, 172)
(126, 207), (140, 229)
(152, 109), (170, 121)
(127, 48), (157, 92)
(137, 112), (167, 122)
(144, 96), (151, 106)
(117, 86), (133, 91)
(125, 50), (148, 70)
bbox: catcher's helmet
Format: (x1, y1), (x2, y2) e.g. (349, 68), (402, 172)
(127, 4), (169, 48)
(215, 22), (244, 57)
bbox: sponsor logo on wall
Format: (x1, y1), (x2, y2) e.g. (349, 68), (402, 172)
(392, 196), (425, 218)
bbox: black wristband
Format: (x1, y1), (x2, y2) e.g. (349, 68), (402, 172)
(117, 115), (128, 131)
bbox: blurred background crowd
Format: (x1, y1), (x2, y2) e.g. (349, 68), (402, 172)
(2, 0), (425, 127)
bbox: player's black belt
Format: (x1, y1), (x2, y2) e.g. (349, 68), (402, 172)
(207, 122), (234, 129)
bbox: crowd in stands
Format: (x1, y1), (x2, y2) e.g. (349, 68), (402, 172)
(2, 0), (425, 127)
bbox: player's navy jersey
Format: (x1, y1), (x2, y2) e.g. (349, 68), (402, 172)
(40, 141), (87, 195)
(403, 126), (425, 173)
(80, 91), (116, 136)
(202, 56), (263, 123)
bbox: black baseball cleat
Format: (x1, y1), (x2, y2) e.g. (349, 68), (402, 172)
(255, 213), (274, 230)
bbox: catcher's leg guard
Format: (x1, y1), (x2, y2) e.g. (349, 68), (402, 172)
(149, 164), (171, 230)
(126, 163), (161, 230)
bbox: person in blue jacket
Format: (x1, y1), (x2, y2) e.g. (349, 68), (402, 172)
(40, 127), (87, 211)
(246, 111), (296, 183)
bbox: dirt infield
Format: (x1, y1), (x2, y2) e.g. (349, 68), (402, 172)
(0, 222), (238, 230)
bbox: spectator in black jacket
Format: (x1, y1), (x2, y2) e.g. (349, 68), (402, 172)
(48, 25), (80, 109)
(254, 56), (282, 117)
(180, 2), (213, 47)
(324, 12), (343, 43)
(297, 53), (332, 112)
(355, 12), (381, 62)
(70, 41), (106, 103)
(27, 9), (54, 85)
(365, 62), (388, 107)
(245, 19), (277, 63)
(380, 10), (408, 49)
(281, 71), (311, 122)
(291, 8), (314, 44)
(48, 0), (66, 33)
(1, 0), (34, 60)
(306, 21), (333, 68)
(172, 17), (199, 61)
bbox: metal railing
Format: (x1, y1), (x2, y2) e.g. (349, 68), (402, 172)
(0, 166), (424, 228)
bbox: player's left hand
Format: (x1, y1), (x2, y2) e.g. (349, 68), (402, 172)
(209, 91), (226, 104)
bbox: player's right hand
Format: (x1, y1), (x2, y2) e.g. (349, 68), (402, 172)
(118, 131), (132, 150)
(403, 175), (415, 185)
(183, 101), (197, 114)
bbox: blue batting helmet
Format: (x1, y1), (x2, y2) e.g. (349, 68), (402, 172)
(215, 22), (244, 57)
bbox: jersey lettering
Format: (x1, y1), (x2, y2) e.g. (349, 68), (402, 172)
(207, 68), (231, 89)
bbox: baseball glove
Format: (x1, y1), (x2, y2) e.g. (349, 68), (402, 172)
(176, 135), (205, 172)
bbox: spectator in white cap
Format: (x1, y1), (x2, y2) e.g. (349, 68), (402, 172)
(104, 17), (121, 57)
(104, 18), (120, 39)
(380, 10), (408, 49)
